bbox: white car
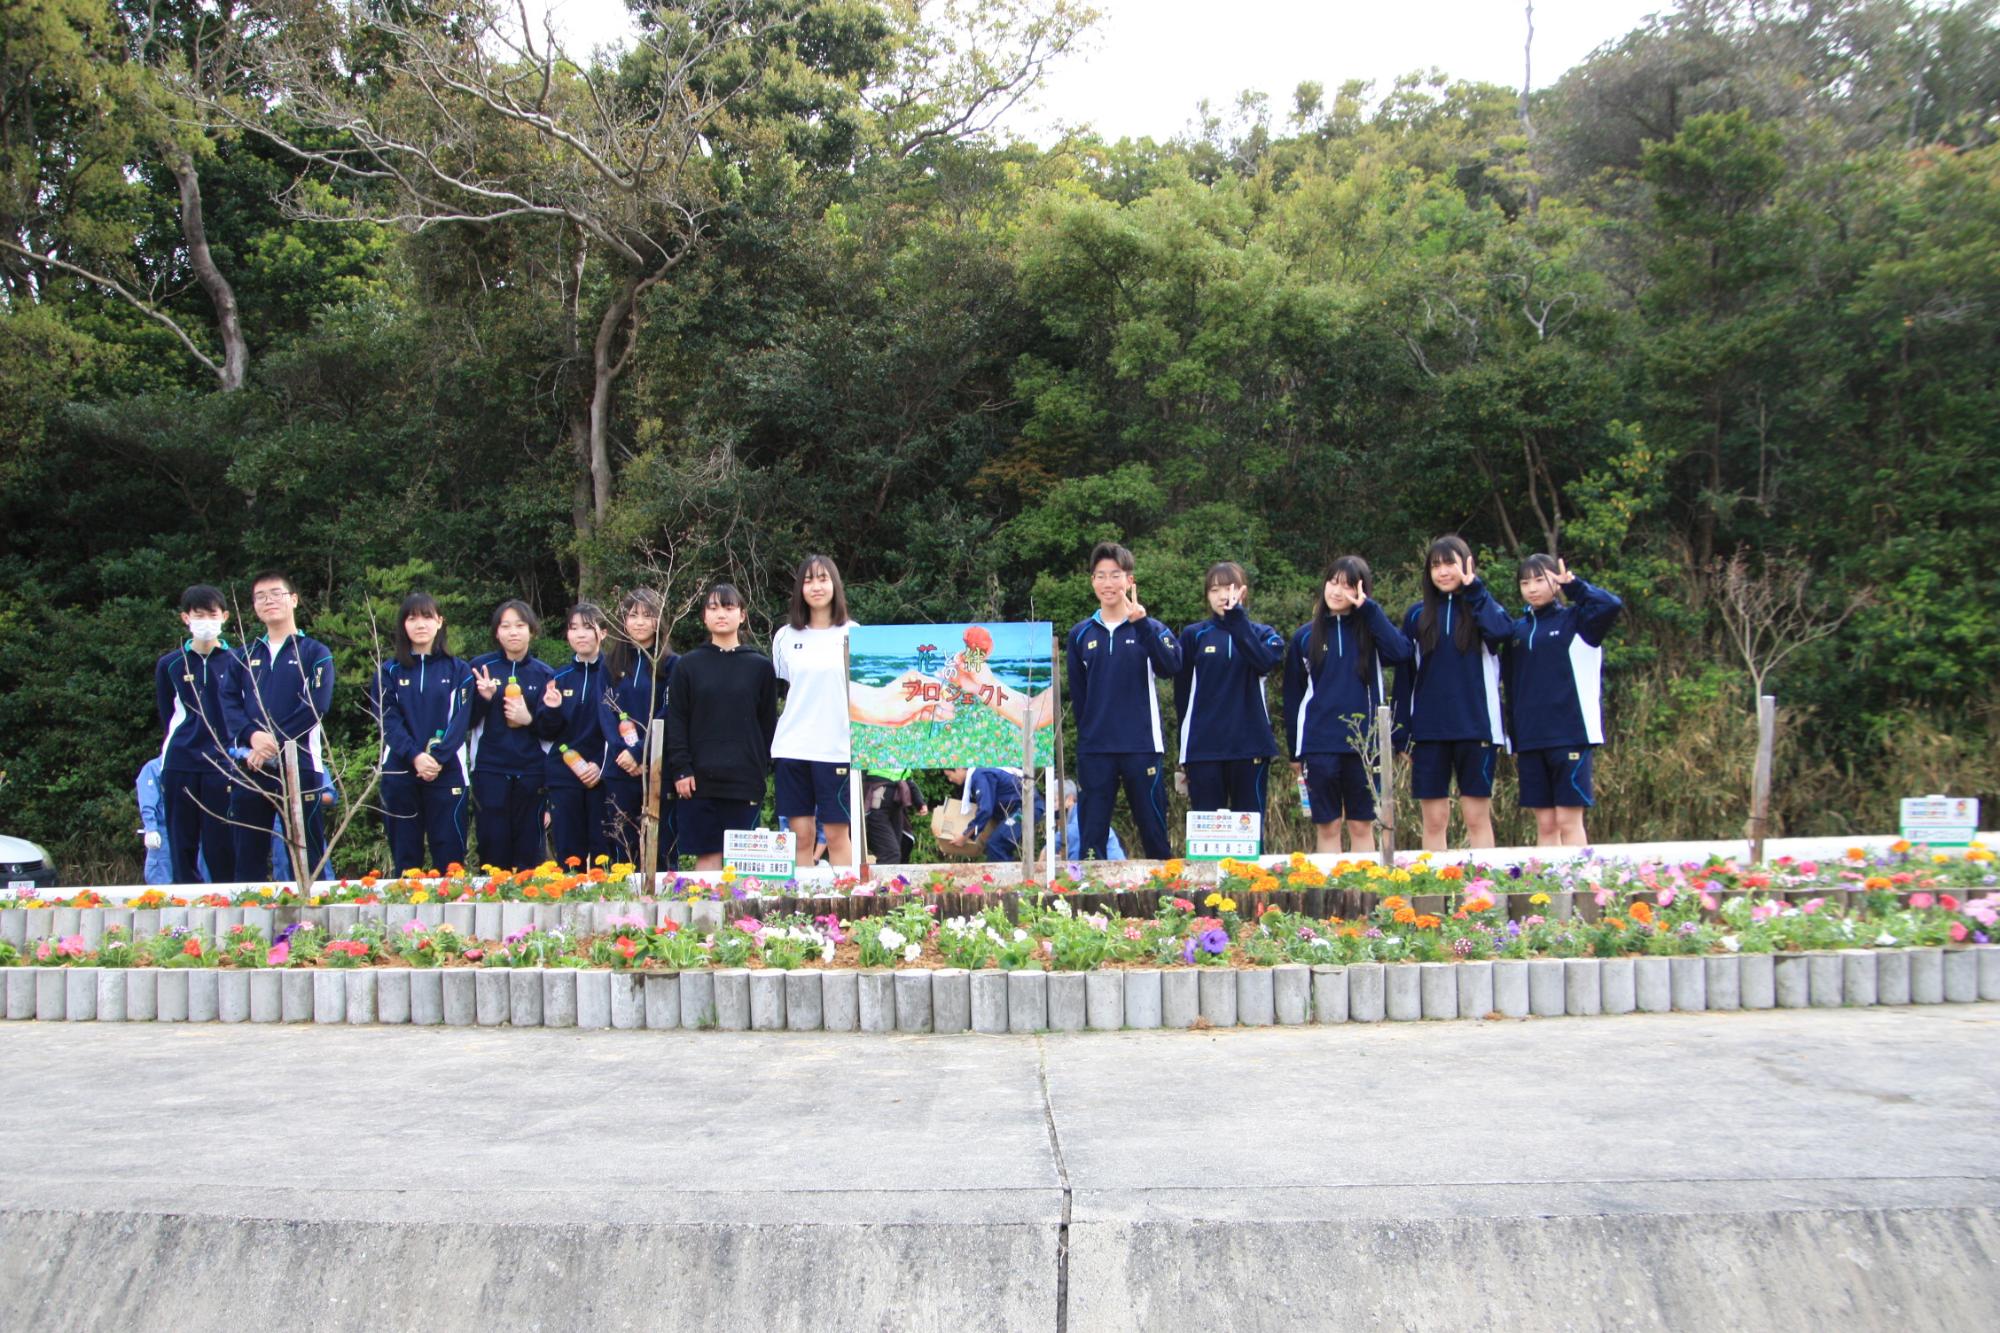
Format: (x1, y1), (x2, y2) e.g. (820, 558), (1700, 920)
(0, 834), (58, 893)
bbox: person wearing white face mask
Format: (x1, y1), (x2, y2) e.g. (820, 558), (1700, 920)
(154, 584), (245, 884)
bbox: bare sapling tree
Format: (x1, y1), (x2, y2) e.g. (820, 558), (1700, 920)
(1711, 546), (1871, 700)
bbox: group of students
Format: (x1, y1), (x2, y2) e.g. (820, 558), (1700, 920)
(1066, 535), (1620, 859)
(150, 537), (1618, 885)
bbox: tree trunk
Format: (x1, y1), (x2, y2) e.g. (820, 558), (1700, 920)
(588, 272), (647, 525)
(165, 146), (248, 392)
(570, 412), (597, 596)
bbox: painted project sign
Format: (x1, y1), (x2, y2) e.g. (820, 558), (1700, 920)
(847, 623), (1056, 770)
(1899, 796), (1980, 847)
(1186, 810), (1262, 861)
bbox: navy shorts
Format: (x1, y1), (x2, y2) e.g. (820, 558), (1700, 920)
(1516, 746), (1594, 809)
(1410, 739), (1498, 800)
(679, 797), (762, 856)
(1303, 753), (1374, 824)
(774, 758), (852, 824)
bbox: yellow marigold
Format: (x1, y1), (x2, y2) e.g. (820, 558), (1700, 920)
(1290, 852), (1309, 867)
(1933, 853), (1951, 864)
(1219, 898), (1238, 912)
(1204, 892), (1222, 908)
(1159, 859), (1186, 879)
(1364, 864), (1388, 879)
(1529, 892), (1550, 905)
(1389, 870), (1411, 883)
(410, 890), (431, 904)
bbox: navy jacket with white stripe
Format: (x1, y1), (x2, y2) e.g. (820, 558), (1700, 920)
(1281, 601), (1414, 758)
(1503, 579), (1624, 751)
(1066, 609), (1183, 755)
(155, 640), (244, 773)
(1390, 581), (1515, 748)
(1173, 606), (1284, 762)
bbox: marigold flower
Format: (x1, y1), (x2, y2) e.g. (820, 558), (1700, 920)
(1380, 895), (1408, 912)
(1628, 902), (1655, 925)
(1439, 865), (1464, 881)
(1529, 892), (1550, 906)
(1393, 906), (1417, 924)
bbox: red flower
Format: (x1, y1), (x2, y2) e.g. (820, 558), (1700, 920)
(964, 626), (993, 654)
(660, 919), (681, 935)
(181, 938), (203, 957)
(615, 936), (638, 960)
(1940, 894), (1961, 911)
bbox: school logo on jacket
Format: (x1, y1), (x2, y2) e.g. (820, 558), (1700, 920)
(1085, 639), (1099, 650)
(1203, 645), (1218, 654)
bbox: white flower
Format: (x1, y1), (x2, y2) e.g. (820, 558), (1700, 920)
(1876, 932), (1898, 946)
(1053, 898), (1073, 918)
(904, 942), (922, 962)
(1721, 936), (1740, 953)
(880, 928), (906, 951)
(821, 943), (836, 963)
(1013, 929), (1028, 942)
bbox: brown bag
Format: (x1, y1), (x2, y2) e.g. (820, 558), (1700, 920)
(930, 774), (997, 860)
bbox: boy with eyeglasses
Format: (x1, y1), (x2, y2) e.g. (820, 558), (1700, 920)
(1064, 542), (1182, 860)
(221, 571), (336, 880)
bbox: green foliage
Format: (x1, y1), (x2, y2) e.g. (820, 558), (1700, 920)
(2, 1), (1997, 877)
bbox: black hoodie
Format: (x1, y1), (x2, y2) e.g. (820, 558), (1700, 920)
(665, 643), (778, 802)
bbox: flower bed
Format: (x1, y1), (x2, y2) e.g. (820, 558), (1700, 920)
(2, 846), (1996, 1031)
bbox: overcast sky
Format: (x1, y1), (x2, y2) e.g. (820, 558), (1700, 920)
(528, 0), (1670, 142)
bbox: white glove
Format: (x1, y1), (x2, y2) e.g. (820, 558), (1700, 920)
(142, 831), (163, 850)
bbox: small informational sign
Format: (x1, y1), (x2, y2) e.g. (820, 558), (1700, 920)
(1186, 810), (1262, 861)
(1899, 796), (1981, 848)
(5, 881), (32, 893)
(724, 829), (798, 880)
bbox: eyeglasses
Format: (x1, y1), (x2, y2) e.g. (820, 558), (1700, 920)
(1090, 571), (1126, 583)
(252, 590), (293, 604)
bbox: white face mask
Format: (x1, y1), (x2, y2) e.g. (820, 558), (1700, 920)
(189, 617), (223, 642)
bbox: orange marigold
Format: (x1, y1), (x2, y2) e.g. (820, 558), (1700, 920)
(1393, 906), (1418, 925)
(1438, 865), (1465, 881)
(1413, 914), (1441, 930)
(1381, 895), (1409, 912)
(1629, 901), (1655, 925)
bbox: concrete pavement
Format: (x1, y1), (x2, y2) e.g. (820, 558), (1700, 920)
(3, 1006), (1997, 1329)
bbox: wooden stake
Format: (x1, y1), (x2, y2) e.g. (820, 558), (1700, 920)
(282, 739), (311, 895)
(1750, 693), (1776, 865)
(1375, 703), (1396, 868)
(641, 719), (665, 887)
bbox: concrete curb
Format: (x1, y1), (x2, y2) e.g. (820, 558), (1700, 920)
(0, 945), (1992, 1033)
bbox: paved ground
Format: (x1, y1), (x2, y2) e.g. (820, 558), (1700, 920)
(3, 1006), (1997, 1329)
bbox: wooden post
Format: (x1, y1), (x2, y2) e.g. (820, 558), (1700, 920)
(843, 634), (867, 882)
(641, 719), (665, 889)
(1050, 634), (1065, 865)
(1045, 767), (1058, 884)
(1375, 704), (1396, 868)
(281, 739), (311, 895)
(1020, 681), (1036, 885)
(1750, 693), (1776, 865)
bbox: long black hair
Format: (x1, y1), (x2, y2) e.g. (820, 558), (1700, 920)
(787, 554), (850, 631)
(1308, 556), (1375, 679)
(393, 592), (448, 666)
(605, 587), (667, 684)
(1415, 535), (1480, 656)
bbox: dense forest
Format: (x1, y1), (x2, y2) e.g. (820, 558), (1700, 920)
(3, 0), (1998, 879)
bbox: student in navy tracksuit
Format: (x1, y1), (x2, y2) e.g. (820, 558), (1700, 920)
(536, 603), (611, 867)
(1066, 542), (1183, 861)
(467, 600), (557, 872)
(943, 767), (1045, 862)
(1282, 556), (1415, 854)
(1173, 561), (1284, 816)
(154, 583), (242, 883)
(600, 587), (677, 875)
(222, 571), (336, 880)
(1506, 555), (1623, 848)
(367, 592), (474, 873)
(1391, 535), (1515, 851)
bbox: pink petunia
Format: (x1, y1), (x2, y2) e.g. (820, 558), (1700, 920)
(1910, 893), (1935, 909)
